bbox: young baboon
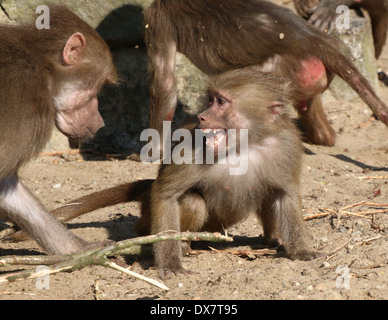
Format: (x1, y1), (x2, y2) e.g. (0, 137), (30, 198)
(51, 68), (319, 276)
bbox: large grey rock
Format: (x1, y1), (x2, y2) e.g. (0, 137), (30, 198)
(328, 10), (379, 101)
(0, 6), (9, 24)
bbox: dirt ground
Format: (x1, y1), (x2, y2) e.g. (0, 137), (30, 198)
(2, 1), (388, 301)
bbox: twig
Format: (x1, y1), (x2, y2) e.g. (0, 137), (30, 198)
(190, 247), (277, 258)
(105, 260), (169, 291)
(37, 149), (126, 160)
(326, 234), (359, 261)
(350, 209), (388, 215)
(358, 175), (388, 180)
(0, 265), (73, 284)
(303, 200), (388, 221)
(341, 200), (369, 211)
(304, 211), (331, 221)
(0, 231), (232, 289)
(38, 150), (81, 157)
(338, 210), (371, 219)
(0, 225), (19, 240)
(0, 254), (71, 266)
(363, 202), (388, 207)
(354, 235), (387, 246)
(94, 277), (101, 301)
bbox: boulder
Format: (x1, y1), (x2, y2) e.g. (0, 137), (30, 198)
(328, 9), (379, 101)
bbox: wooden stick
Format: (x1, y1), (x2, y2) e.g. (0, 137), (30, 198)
(0, 226), (19, 240)
(38, 150), (81, 157)
(0, 232), (232, 288)
(358, 175), (388, 180)
(105, 260), (169, 291)
(341, 200), (369, 211)
(37, 149), (126, 159)
(326, 234), (358, 261)
(303, 201), (388, 221)
(363, 202), (388, 207)
(354, 235), (384, 246)
(338, 210), (371, 219)
(352, 209), (388, 215)
(304, 211), (331, 221)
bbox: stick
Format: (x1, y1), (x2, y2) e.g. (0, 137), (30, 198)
(353, 235), (388, 247)
(341, 200), (369, 211)
(358, 175), (388, 180)
(304, 211), (331, 221)
(105, 260), (169, 291)
(0, 254), (71, 266)
(37, 149), (126, 159)
(0, 265), (73, 284)
(338, 210), (371, 219)
(0, 231), (232, 289)
(363, 203), (388, 207)
(303, 200), (388, 221)
(38, 150), (81, 157)
(0, 226), (19, 240)
(326, 234), (359, 261)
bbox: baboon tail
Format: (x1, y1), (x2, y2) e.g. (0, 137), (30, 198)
(51, 180), (154, 222)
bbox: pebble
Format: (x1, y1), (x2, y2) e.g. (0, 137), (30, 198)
(355, 219), (364, 227)
(301, 269), (311, 276)
(53, 183), (61, 189)
(325, 291), (343, 300)
(314, 283), (327, 291)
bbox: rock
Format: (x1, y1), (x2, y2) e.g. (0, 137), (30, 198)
(314, 282), (327, 291)
(0, 6), (10, 24)
(43, 128), (70, 152)
(328, 9), (379, 101)
(82, 46), (150, 154)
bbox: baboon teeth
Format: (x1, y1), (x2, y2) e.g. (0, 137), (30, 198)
(201, 128), (226, 147)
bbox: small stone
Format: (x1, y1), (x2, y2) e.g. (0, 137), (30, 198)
(301, 269), (311, 276)
(315, 283), (327, 291)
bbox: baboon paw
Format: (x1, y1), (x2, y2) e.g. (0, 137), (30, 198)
(158, 266), (195, 279)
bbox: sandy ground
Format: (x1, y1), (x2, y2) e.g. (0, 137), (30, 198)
(2, 1), (388, 301)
